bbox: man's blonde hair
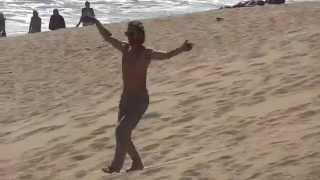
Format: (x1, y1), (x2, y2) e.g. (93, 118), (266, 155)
(128, 20), (145, 44)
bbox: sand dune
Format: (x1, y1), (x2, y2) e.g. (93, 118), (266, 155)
(1, 2), (320, 180)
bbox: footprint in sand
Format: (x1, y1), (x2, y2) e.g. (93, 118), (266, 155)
(171, 115), (195, 125)
(196, 80), (220, 88)
(48, 143), (73, 160)
(72, 112), (108, 128)
(14, 125), (64, 142)
(249, 62), (266, 67)
(71, 153), (92, 161)
(46, 135), (69, 145)
(181, 168), (202, 177)
(286, 104), (312, 115)
(240, 96), (266, 106)
(141, 166), (169, 176)
(214, 104), (234, 118)
(73, 136), (96, 145)
(89, 137), (110, 151)
(18, 173), (34, 180)
(265, 172), (293, 180)
(301, 131), (320, 141)
(142, 143), (160, 152)
(297, 110), (319, 119)
(221, 70), (241, 77)
(90, 124), (114, 136)
(74, 169), (87, 178)
(153, 176), (172, 180)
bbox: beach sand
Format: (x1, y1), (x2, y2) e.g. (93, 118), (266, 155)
(1, 2), (320, 180)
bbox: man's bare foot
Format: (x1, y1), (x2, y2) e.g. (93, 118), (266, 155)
(126, 164), (144, 172)
(101, 166), (120, 174)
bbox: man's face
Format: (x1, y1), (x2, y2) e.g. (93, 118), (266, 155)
(125, 26), (143, 45)
(53, 10), (58, 15)
(85, 2), (90, 8)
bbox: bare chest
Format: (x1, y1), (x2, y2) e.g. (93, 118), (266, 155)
(122, 49), (150, 67)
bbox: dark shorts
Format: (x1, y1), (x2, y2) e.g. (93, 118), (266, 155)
(118, 92), (149, 129)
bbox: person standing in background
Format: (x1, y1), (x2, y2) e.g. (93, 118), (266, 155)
(29, 10), (41, 33)
(0, 12), (6, 37)
(76, 1), (96, 27)
(49, 9), (66, 30)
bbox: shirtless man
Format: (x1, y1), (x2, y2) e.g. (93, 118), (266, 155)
(89, 17), (193, 173)
(76, 1), (96, 27)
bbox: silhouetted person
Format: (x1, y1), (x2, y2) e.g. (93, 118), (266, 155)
(76, 1), (95, 27)
(29, 10), (41, 33)
(86, 17), (193, 174)
(0, 12), (6, 37)
(49, 9), (66, 30)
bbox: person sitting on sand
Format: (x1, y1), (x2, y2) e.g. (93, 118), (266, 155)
(49, 9), (66, 30)
(76, 1), (96, 27)
(0, 12), (6, 37)
(223, 0), (265, 8)
(29, 10), (41, 33)
(87, 16), (193, 173)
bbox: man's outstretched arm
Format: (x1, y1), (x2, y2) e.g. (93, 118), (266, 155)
(150, 40), (193, 60)
(93, 18), (125, 52)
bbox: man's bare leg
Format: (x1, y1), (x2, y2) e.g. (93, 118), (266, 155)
(102, 119), (132, 173)
(126, 139), (143, 172)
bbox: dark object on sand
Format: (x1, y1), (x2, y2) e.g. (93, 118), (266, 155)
(223, 0), (265, 9)
(216, 17), (224, 21)
(266, 0), (285, 4)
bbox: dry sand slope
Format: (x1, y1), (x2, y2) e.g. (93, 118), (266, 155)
(1, 2), (320, 180)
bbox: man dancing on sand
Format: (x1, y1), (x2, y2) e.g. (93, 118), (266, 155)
(88, 17), (193, 173)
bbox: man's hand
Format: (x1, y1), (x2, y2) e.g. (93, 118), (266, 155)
(150, 40), (194, 60)
(181, 40), (193, 51)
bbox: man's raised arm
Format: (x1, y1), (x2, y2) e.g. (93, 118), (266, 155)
(93, 18), (125, 52)
(150, 40), (193, 60)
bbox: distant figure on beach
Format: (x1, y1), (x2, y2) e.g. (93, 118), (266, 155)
(49, 9), (66, 30)
(266, 0), (285, 4)
(29, 10), (41, 33)
(223, 0), (265, 8)
(87, 17), (193, 173)
(0, 12), (6, 37)
(76, 1), (96, 27)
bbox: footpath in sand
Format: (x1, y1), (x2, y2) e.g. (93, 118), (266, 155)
(1, 2), (320, 180)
